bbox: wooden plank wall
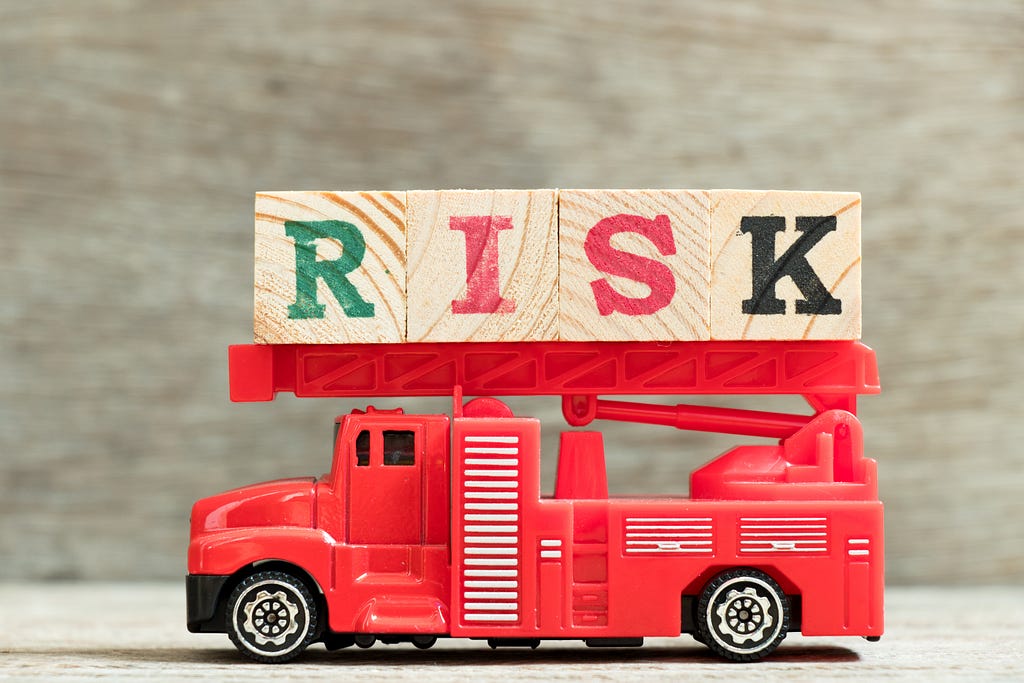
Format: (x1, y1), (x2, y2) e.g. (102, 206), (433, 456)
(2, 1), (1022, 584)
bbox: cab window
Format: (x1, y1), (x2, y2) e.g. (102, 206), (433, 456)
(383, 430), (415, 466)
(355, 430), (370, 466)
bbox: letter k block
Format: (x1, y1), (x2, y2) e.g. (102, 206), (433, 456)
(710, 190), (862, 340)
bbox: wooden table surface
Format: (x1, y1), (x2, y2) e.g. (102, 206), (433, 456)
(1, 583), (1021, 681)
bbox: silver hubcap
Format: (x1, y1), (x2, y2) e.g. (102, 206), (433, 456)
(242, 588), (300, 646)
(714, 586), (772, 645)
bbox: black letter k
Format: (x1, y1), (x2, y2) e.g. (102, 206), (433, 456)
(740, 216), (842, 316)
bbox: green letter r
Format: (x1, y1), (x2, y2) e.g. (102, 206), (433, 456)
(284, 220), (375, 319)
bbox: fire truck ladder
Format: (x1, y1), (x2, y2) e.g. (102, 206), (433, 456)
(229, 340), (879, 435)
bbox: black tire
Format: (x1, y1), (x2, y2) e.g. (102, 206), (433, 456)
(695, 568), (789, 662)
(226, 570), (319, 663)
(412, 635), (437, 650)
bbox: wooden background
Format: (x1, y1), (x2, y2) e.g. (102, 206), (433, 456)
(1, 1), (1021, 584)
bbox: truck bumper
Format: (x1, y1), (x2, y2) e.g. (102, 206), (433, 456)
(186, 574), (230, 633)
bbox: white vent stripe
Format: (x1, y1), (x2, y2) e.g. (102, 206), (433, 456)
(464, 613), (518, 621)
(848, 549), (870, 556)
(465, 569), (518, 577)
(741, 541), (827, 546)
(464, 470), (519, 478)
(741, 517), (826, 522)
(626, 548), (713, 554)
(627, 542), (712, 549)
(464, 447), (519, 454)
(465, 591), (518, 600)
(466, 528), (520, 536)
(464, 436), (519, 443)
(741, 547), (828, 553)
(464, 580), (518, 588)
(741, 532), (826, 537)
(465, 480), (518, 489)
(741, 524), (827, 530)
(464, 536), (517, 545)
(464, 602), (517, 611)
(465, 491), (518, 500)
(540, 550), (562, 559)
(849, 538), (870, 544)
(626, 517), (712, 522)
(626, 525), (712, 530)
(465, 458), (519, 466)
(465, 514), (519, 522)
(465, 503), (518, 511)
(464, 547), (518, 555)
(539, 539), (562, 547)
(627, 532), (712, 538)
(465, 558), (518, 566)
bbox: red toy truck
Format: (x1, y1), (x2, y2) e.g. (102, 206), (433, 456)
(187, 340), (883, 662)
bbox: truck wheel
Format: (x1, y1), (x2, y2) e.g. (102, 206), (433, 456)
(696, 568), (789, 662)
(226, 570), (319, 663)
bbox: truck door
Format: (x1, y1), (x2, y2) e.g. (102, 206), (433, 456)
(348, 426), (423, 547)
(328, 418), (452, 635)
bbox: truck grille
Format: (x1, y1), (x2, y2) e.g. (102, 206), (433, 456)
(738, 516), (829, 554)
(623, 517), (714, 554)
(460, 434), (522, 624)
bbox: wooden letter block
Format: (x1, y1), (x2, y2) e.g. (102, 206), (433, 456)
(406, 189), (558, 342)
(558, 189), (711, 341)
(254, 191), (407, 344)
(710, 190), (861, 340)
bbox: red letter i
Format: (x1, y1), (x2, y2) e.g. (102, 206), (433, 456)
(450, 216), (516, 314)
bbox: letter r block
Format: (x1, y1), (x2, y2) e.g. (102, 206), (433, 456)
(709, 190), (861, 340)
(558, 189), (711, 341)
(254, 191), (407, 343)
(406, 189), (558, 342)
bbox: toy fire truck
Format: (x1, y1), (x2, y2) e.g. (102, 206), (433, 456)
(187, 339), (883, 662)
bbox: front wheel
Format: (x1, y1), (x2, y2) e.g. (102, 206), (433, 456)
(226, 570), (319, 663)
(695, 568), (789, 662)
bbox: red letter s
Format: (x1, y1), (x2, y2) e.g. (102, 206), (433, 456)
(584, 214), (676, 316)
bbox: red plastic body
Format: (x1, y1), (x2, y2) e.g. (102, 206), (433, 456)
(190, 340), (883, 650)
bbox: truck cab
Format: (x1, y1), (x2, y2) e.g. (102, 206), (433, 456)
(187, 406), (453, 660)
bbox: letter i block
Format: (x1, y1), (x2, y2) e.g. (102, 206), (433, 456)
(254, 191), (407, 343)
(406, 189), (558, 342)
(710, 190), (861, 340)
(558, 189), (711, 341)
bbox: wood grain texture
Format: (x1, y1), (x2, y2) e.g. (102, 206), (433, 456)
(407, 189), (558, 342)
(254, 191), (407, 343)
(710, 190), (861, 340)
(559, 189), (711, 341)
(2, 583), (1021, 681)
(2, 1), (1023, 584)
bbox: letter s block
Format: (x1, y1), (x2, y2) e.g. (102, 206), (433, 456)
(406, 189), (558, 342)
(710, 190), (861, 340)
(254, 191), (407, 343)
(558, 189), (711, 341)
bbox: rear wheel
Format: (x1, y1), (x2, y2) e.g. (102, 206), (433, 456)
(696, 568), (789, 662)
(226, 570), (319, 663)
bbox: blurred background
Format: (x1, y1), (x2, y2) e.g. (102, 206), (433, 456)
(2, 1), (1021, 585)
